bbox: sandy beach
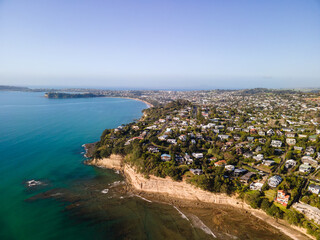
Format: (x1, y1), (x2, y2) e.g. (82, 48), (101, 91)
(103, 96), (154, 108)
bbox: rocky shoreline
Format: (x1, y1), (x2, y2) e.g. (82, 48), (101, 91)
(85, 154), (314, 240)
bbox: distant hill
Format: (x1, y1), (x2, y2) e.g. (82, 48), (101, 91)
(0, 85), (30, 91)
(45, 92), (105, 99)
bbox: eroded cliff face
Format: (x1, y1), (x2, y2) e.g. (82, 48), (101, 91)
(86, 154), (123, 170)
(88, 155), (243, 206)
(124, 165), (244, 207)
(86, 154), (313, 240)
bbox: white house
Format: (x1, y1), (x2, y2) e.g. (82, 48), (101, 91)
(268, 175), (282, 188)
(308, 184), (320, 195)
(271, 140), (282, 148)
(192, 153), (203, 159)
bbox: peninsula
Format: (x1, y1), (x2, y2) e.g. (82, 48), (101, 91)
(85, 90), (320, 239)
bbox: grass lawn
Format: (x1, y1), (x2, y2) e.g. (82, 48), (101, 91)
(264, 189), (276, 201)
(273, 157), (281, 164)
(273, 202), (288, 212)
(242, 165), (258, 173)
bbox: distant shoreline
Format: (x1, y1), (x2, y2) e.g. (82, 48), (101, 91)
(103, 96), (154, 108)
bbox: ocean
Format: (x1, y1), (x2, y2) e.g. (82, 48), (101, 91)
(0, 91), (290, 240)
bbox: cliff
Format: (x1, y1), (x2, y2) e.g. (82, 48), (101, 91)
(87, 154), (313, 240)
(86, 154), (123, 170)
(124, 165), (244, 206)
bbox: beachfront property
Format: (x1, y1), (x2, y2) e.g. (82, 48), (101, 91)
(275, 190), (290, 207)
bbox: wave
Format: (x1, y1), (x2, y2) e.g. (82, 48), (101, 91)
(173, 206), (189, 221)
(135, 195), (152, 203)
(189, 214), (217, 238)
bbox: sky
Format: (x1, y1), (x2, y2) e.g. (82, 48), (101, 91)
(0, 0), (319, 90)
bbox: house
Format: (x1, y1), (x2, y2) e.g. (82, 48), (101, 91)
(276, 130), (284, 136)
(253, 154), (264, 161)
(299, 163), (312, 173)
(298, 134), (308, 138)
(255, 146), (262, 153)
(275, 190), (290, 207)
(308, 184), (320, 195)
(218, 134), (230, 140)
(179, 135), (187, 141)
(190, 168), (203, 175)
(243, 152), (253, 159)
(158, 135), (168, 141)
(259, 138), (267, 144)
(250, 129), (257, 135)
(282, 128), (293, 132)
(271, 140), (282, 148)
(184, 153), (193, 164)
(240, 172), (256, 184)
(165, 128), (172, 134)
(214, 160), (227, 167)
(294, 146), (303, 151)
(213, 129), (220, 134)
(234, 168), (247, 177)
(132, 125), (139, 130)
(225, 165), (235, 171)
(175, 155), (184, 164)
(192, 153), (203, 159)
(258, 131), (266, 136)
(309, 135), (318, 142)
(159, 119), (166, 123)
(286, 133), (296, 138)
(285, 159), (297, 169)
(247, 136), (254, 142)
(161, 154), (171, 161)
(250, 182), (264, 191)
(305, 147), (315, 156)
(167, 139), (177, 145)
(227, 127), (234, 132)
(234, 135), (241, 141)
(301, 156), (318, 167)
(262, 159), (276, 166)
(267, 129), (275, 136)
(268, 175), (282, 188)
(286, 138), (296, 145)
(148, 146), (159, 153)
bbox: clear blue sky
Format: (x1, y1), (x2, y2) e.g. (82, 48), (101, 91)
(0, 0), (319, 89)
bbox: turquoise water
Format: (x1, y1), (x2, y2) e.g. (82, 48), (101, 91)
(0, 91), (147, 240)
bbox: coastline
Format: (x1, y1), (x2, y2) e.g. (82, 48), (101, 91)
(103, 96), (154, 108)
(86, 155), (314, 240)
